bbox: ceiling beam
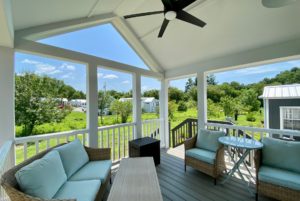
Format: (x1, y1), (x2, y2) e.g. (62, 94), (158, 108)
(15, 13), (117, 41)
(15, 38), (164, 79)
(112, 17), (164, 73)
(87, 0), (102, 18)
(0, 0), (14, 48)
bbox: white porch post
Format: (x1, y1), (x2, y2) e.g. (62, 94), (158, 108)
(86, 63), (98, 148)
(132, 73), (141, 139)
(197, 71), (207, 129)
(160, 79), (169, 148)
(0, 46), (16, 165)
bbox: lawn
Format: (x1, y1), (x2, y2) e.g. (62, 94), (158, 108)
(15, 108), (265, 164)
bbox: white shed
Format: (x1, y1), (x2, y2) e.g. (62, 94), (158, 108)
(119, 97), (159, 113)
(69, 99), (87, 106)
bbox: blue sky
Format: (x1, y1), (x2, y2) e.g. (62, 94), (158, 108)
(14, 24), (300, 93)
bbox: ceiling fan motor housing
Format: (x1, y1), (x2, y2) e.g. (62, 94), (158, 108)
(165, 11), (177, 20)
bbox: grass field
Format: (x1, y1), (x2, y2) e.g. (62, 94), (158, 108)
(15, 108), (265, 164)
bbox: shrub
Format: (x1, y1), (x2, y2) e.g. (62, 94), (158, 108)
(178, 101), (188, 112)
(142, 106), (146, 113)
(246, 113), (256, 122)
(187, 100), (197, 108)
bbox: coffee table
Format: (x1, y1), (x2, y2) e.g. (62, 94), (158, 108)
(107, 157), (163, 201)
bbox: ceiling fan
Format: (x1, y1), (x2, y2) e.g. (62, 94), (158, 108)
(123, 0), (206, 38)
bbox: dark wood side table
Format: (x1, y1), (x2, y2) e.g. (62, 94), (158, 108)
(129, 137), (160, 165)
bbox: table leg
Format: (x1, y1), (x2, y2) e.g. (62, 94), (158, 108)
(222, 146), (254, 197)
(236, 148), (254, 181)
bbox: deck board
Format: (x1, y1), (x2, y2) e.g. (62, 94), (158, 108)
(104, 146), (276, 201)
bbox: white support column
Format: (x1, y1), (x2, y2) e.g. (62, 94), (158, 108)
(197, 71), (207, 129)
(0, 46), (15, 166)
(86, 63), (98, 148)
(132, 73), (141, 139)
(160, 79), (169, 148)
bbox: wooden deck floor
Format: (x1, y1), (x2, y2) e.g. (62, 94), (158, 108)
(103, 145), (276, 201)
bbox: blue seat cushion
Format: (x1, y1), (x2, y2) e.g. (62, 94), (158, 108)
(258, 165), (300, 191)
(262, 137), (300, 173)
(53, 180), (101, 201)
(195, 129), (225, 152)
(54, 138), (89, 178)
(68, 160), (112, 184)
(186, 148), (216, 165)
(15, 150), (67, 199)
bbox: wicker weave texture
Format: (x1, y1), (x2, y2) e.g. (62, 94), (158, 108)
(1, 142), (111, 201)
(254, 139), (300, 201)
(184, 134), (226, 179)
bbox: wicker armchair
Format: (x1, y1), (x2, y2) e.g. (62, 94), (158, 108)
(1, 142), (111, 201)
(183, 134), (226, 185)
(254, 138), (300, 201)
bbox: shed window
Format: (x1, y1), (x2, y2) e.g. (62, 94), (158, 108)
(280, 107), (300, 131)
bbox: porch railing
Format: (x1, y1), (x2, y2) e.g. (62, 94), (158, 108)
(0, 140), (13, 201)
(13, 119), (165, 165)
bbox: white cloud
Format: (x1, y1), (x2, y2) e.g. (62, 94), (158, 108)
(97, 73), (103, 78)
(21, 59), (60, 75)
(103, 74), (118, 79)
(62, 73), (74, 79)
(141, 86), (148, 91)
(16, 72), (25, 76)
(22, 59), (39, 64)
(287, 60), (300, 67)
(235, 67), (278, 75)
(122, 80), (129, 84)
(49, 70), (62, 75)
(60, 63), (75, 70)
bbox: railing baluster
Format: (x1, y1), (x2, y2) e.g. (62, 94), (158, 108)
(47, 139), (50, 148)
(100, 131), (103, 148)
(234, 129), (238, 162)
(142, 123), (144, 138)
(24, 142), (27, 160)
(66, 136), (69, 142)
(250, 131), (254, 169)
(35, 141), (39, 155)
(156, 121), (158, 139)
(127, 126), (130, 156)
(146, 123), (148, 137)
(57, 138), (59, 145)
(227, 129), (231, 162)
(260, 132), (263, 140)
(112, 129), (115, 162)
(107, 129), (109, 148)
(118, 127), (120, 161)
(123, 126), (125, 158)
(75, 134), (78, 139)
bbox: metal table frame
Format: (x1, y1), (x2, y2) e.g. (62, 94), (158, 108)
(219, 136), (264, 197)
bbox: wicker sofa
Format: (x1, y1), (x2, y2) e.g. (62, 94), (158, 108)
(183, 129), (226, 185)
(1, 140), (111, 201)
(254, 137), (300, 201)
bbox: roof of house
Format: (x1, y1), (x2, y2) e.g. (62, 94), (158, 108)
(144, 97), (155, 103)
(119, 97), (156, 102)
(259, 84), (300, 99)
(70, 99), (86, 103)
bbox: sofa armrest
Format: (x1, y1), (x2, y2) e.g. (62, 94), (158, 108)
(183, 134), (197, 151)
(1, 179), (76, 201)
(84, 146), (111, 161)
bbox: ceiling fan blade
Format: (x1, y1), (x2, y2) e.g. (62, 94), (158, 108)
(176, 10), (206, 28)
(124, 11), (164, 19)
(158, 19), (170, 38)
(161, 0), (173, 10)
(176, 0), (196, 10)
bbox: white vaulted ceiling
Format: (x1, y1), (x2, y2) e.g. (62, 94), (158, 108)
(10, 0), (300, 72)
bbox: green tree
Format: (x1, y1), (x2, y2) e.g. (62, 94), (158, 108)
(189, 86), (198, 101)
(15, 72), (71, 136)
(70, 91), (82, 99)
(185, 78), (195, 93)
(142, 89), (159, 99)
(168, 101), (178, 119)
(110, 99), (122, 123)
(178, 101), (188, 112)
(120, 101), (133, 123)
(168, 86), (184, 103)
(207, 74), (218, 85)
(98, 90), (113, 125)
(207, 85), (225, 103)
(220, 96), (235, 117)
(240, 89), (261, 112)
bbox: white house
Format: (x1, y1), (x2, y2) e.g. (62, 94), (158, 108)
(69, 99), (87, 107)
(119, 97), (159, 113)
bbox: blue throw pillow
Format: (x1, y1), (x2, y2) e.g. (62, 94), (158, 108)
(54, 138), (89, 178)
(15, 150), (67, 199)
(195, 128), (225, 152)
(262, 137), (300, 173)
